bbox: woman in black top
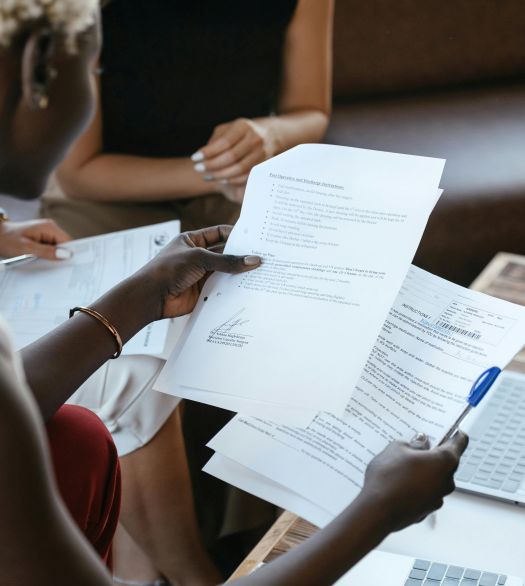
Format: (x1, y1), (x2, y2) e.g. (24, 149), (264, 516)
(43, 0), (333, 236)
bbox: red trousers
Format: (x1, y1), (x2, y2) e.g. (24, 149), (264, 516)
(46, 405), (121, 567)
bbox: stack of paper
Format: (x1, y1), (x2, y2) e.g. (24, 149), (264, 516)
(0, 221), (181, 356)
(151, 145), (525, 526)
(154, 145), (447, 424)
(203, 266), (525, 527)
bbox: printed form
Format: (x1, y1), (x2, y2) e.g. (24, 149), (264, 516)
(0, 221), (180, 356)
(155, 145), (445, 420)
(205, 266), (525, 526)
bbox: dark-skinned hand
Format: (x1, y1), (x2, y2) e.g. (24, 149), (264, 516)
(134, 224), (261, 320)
(361, 431), (468, 532)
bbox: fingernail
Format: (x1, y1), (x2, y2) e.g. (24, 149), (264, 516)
(413, 432), (427, 443)
(191, 151), (204, 162)
(194, 162), (206, 173)
(203, 174), (215, 182)
(243, 255), (261, 266)
(55, 247), (73, 260)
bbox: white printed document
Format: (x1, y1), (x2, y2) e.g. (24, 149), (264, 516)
(155, 145), (445, 420)
(204, 266), (525, 526)
(0, 221), (180, 356)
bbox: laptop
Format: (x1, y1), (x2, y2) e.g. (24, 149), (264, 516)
(455, 371), (525, 505)
(334, 550), (522, 585)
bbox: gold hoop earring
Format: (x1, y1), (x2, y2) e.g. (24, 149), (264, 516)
(38, 94), (49, 110)
(33, 66), (56, 110)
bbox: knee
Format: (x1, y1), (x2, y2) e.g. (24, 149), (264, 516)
(47, 405), (118, 476)
(47, 405), (121, 552)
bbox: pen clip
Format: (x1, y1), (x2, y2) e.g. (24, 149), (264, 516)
(467, 366), (501, 407)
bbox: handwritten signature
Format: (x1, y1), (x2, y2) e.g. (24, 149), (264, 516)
(209, 308), (251, 337)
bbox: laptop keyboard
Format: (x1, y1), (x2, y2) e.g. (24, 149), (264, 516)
(455, 375), (525, 493)
(405, 559), (507, 585)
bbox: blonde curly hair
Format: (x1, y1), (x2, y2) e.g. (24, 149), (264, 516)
(0, 0), (98, 50)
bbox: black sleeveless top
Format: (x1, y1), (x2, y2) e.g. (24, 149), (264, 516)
(101, 0), (298, 158)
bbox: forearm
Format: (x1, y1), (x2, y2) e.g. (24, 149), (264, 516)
(19, 504), (114, 586)
(21, 274), (160, 421)
(58, 153), (216, 202)
(258, 109), (330, 156)
(232, 493), (391, 586)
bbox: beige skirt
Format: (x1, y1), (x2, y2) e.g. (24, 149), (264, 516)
(67, 354), (176, 456)
(41, 177), (241, 239)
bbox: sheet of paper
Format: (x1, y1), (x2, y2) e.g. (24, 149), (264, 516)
(176, 386), (318, 425)
(155, 281), (318, 424)
(153, 316), (189, 361)
(204, 453), (332, 528)
(206, 266), (525, 522)
(156, 145), (445, 415)
(0, 221), (180, 356)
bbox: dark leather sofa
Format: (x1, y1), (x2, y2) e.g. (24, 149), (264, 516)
(326, 0), (525, 285)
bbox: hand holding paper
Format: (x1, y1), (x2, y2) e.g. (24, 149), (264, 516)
(167, 145), (525, 526)
(133, 225), (261, 319)
(362, 432), (468, 532)
(206, 266), (525, 525)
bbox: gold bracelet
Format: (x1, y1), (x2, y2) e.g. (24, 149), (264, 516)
(69, 306), (123, 359)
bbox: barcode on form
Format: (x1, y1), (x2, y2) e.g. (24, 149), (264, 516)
(435, 321), (481, 339)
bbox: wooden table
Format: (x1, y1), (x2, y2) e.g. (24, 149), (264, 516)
(228, 252), (525, 581)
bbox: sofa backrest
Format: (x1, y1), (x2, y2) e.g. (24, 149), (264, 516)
(333, 0), (525, 100)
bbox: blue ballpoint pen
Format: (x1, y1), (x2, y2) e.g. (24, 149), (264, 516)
(438, 366), (502, 446)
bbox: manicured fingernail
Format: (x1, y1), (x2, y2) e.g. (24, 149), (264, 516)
(243, 255), (261, 266)
(194, 162), (206, 173)
(413, 432), (427, 442)
(55, 247), (73, 260)
(191, 151), (204, 162)
(203, 174), (215, 182)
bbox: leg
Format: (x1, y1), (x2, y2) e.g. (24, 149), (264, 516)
(68, 356), (219, 583)
(41, 176), (180, 239)
(113, 523), (161, 583)
(182, 401), (277, 575)
(41, 174), (240, 239)
(47, 405), (122, 567)
(119, 407), (221, 586)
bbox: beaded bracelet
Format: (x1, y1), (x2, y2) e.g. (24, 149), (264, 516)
(69, 306), (123, 359)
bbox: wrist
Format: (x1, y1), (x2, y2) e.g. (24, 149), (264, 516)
(91, 274), (163, 344)
(304, 489), (393, 581)
(347, 489), (397, 539)
(254, 116), (282, 157)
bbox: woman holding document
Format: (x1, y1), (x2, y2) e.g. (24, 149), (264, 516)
(0, 3), (469, 585)
(0, 2), (470, 586)
(0, 3), (258, 584)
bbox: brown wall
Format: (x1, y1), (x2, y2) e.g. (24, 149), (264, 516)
(333, 0), (525, 100)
